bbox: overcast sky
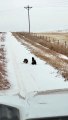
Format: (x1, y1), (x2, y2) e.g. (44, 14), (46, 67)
(0, 0), (68, 32)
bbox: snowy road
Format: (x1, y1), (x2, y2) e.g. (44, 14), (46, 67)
(5, 32), (68, 98)
(0, 32), (67, 120)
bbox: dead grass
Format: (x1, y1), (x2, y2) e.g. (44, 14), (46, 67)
(12, 32), (68, 81)
(15, 32), (68, 56)
(0, 33), (10, 90)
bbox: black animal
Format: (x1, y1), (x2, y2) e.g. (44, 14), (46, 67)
(31, 57), (37, 65)
(23, 59), (28, 64)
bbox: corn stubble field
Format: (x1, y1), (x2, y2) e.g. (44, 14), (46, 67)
(13, 32), (68, 81)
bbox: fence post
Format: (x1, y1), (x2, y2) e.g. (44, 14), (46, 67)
(46, 36), (47, 41)
(49, 37), (50, 42)
(58, 40), (59, 45)
(53, 38), (54, 42)
(40, 35), (41, 39)
(65, 41), (66, 48)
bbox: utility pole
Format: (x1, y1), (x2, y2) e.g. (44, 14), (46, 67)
(24, 5), (32, 33)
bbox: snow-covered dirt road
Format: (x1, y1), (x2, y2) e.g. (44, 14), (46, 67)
(5, 32), (68, 98)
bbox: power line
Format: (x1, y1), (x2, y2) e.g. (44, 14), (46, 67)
(24, 5), (32, 33)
